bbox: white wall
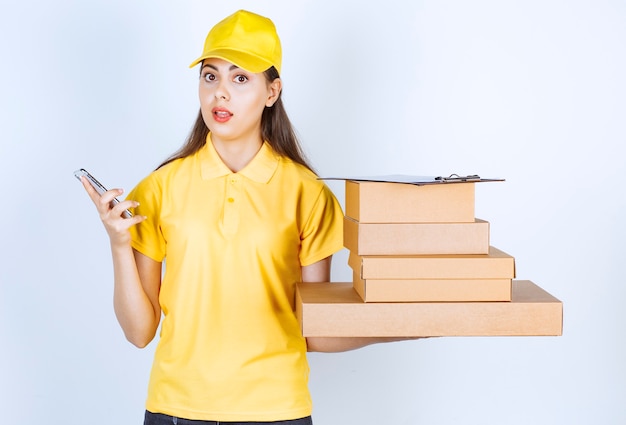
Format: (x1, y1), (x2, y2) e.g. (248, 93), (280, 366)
(1, 0), (624, 423)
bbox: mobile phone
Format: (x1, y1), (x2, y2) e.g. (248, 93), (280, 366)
(74, 168), (133, 218)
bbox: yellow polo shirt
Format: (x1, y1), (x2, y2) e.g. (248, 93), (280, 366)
(127, 135), (343, 422)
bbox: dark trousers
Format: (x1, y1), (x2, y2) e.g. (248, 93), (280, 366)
(144, 411), (313, 425)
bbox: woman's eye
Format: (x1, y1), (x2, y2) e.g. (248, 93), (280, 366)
(234, 74), (248, 83)
(203, 73), (216, 82)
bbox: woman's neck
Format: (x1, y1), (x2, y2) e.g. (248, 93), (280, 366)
(211, 134), (263, 173)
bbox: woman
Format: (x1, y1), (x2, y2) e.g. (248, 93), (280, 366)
(79, 9), (382, 424)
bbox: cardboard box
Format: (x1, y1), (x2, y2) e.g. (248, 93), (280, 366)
(345, 180), (475, 223)
(353, 272), (512, 302)
(344, 216), (490, 255)
(296, 280), (562, 337)
(349, 246), (516, 279)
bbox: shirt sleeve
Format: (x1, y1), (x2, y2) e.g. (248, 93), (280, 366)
(126, 173), (166, 262)
(299, 183), (344, 266)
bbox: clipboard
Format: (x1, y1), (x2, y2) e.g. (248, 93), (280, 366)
(319, 174), (505, 186)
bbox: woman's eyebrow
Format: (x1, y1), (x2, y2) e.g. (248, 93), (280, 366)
(201, 63), (241, 72)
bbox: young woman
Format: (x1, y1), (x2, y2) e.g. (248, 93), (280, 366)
(79, 9), (389, 424)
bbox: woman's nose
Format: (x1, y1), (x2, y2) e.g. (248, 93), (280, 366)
(214, 80), (229, 100)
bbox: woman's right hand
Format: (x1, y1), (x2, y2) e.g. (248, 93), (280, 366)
(79, 176), (145, 245)
(80, 176), (160, 347)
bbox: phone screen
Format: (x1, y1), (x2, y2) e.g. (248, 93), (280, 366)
(74, 169), (133, 218)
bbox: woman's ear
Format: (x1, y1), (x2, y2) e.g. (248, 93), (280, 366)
(266, 78), (282, 107)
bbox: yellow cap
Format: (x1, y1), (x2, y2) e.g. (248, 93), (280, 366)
(189, 10), (282, 74)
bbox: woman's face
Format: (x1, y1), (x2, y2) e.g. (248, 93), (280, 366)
(198, 58), (281, 144)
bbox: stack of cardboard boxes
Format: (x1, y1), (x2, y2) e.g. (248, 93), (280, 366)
(343, 180), (514, 303)
(296, 179), (563, 337)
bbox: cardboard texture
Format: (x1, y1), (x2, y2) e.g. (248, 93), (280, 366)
(344, 216), (490, 255)
(345, 180), (475, 223)
(349, 246), (516, 280)
(353, 273), (512, 302)
(296, 280), (562, 337)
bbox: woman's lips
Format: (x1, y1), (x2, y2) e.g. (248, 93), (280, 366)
(212, 107), (233, 123)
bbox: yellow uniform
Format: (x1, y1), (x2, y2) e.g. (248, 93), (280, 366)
(127, 135), (344, 422)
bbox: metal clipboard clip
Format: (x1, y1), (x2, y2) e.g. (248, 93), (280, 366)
(435, 174), (482, 182)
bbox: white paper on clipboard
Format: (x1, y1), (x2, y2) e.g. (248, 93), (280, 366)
(319, 174), (505, 185)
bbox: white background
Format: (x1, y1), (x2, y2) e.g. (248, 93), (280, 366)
(1, 1), (625, 424)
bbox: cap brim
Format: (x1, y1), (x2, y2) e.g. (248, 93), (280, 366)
(189, 48), (275, 73)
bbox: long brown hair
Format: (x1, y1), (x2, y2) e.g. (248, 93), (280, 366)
(158, 67), (314, 172)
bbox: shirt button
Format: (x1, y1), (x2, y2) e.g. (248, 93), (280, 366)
(227, 197), (234, 203)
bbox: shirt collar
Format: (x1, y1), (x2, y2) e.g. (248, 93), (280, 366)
(200, 133), (279, 184)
